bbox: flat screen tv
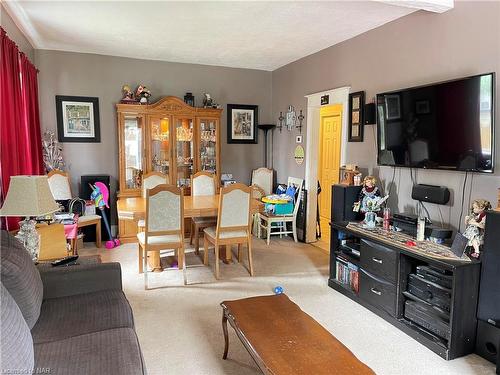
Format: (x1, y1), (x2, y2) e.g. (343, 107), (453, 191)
(376, 73), (495, 173)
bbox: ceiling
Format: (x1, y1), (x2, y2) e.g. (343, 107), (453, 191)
(4, 1), (448, 71)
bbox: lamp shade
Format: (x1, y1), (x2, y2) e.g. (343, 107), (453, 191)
(0, 176), (60, 217)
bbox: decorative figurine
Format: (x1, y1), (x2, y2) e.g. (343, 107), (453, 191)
(202, 93), (220, 108)
(463, 198), (491, 258)
(353, 176), (388, 228)
(135, 85), (152, 104)
(353, 176), (381, 213)
(184, 92), (195, 107)
(121, 85), (136, 103)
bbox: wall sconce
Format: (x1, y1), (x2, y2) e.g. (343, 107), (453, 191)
(278, 112), (284, 132)
(296, 110), (304, 133)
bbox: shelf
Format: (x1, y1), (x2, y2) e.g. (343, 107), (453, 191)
(402, 291), (450, 320)
(399, 318), (448, 348)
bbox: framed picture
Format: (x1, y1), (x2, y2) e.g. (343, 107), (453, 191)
(385, 94), (401, 120)
(227, 104), (258, 144)
(56, 96), (100, 143)
(348, 91), (364, 142)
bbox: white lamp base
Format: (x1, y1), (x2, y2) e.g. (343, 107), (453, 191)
(16, 217), (39, 262)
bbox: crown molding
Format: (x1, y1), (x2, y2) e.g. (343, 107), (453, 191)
(373, 0), (454, 13)
(2, 1), (42, 48)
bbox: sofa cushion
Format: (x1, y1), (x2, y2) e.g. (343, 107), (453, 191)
(31, 289), (134, 344)
(0, 230), (43, 329)
(34, 328), (146, 375)
(1, 283), (34, 373)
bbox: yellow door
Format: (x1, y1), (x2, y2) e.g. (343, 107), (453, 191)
(318, 104), (342, 221)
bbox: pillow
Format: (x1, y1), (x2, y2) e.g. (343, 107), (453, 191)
(0, 230), (43, 329)
(0, 283), (34, 373)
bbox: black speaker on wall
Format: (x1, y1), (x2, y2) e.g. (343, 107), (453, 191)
(411, 184), (450, 205)
(476, 211), (500, 372)
(79, 175), (111, 242)
(364, 103), (376, 125)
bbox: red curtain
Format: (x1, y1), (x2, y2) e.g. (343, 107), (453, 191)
(0, 27), (44, 230)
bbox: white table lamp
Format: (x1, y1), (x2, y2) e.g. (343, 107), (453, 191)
(0, 176), (60, 261)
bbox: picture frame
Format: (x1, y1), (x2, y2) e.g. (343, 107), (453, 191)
(348, 91), (365, 142)
(385, 94), (401, 120)
(56, 95), (100, 143)
(227, 104), (258, 144)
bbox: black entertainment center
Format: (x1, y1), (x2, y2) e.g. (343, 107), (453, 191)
(329, 219), (480, 360)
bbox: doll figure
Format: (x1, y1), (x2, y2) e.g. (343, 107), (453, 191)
(353, 176), (381, 213)
(121, 85), (135, 102)
(463, 199), (491, 258)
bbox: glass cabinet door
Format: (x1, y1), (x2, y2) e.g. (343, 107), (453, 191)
(123, 115), (143, 191)
(149, 117), (171, 181)
(174, 117), (194, 188)
(198, 118), (218, 175)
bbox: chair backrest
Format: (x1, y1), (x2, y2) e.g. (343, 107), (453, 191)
(251, 168), (273, 195)
(145, 184), (183, 236)
(250, 184), (265, 200)
(191, 171), (216, 196)
(47, 170), (72, 200)
(142, 172), (168, 198)
(287, 177), (304, 217)
(216, 183), (252, 238)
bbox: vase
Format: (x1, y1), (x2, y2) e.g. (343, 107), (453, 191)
(364, 211), (377, 228)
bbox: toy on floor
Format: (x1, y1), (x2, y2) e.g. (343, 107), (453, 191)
(90, 182), (120, 249)
(274, 286), (284, 295)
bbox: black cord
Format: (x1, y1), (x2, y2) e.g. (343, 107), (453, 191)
(467, 172), (474, 212)
(420, 201), (431, 222)
(388, 166), (396, 198)
(458, 171), (468, 232)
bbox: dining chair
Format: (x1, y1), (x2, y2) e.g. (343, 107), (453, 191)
(47, 170), (102, 251)
(142, 171), (168, 197)
(259, 177), (303, 245)
(251, 167), (273, 196)
(138, 171), (168, 230)
(137, 184), (191, 289)
(189, 171), (217, 255)
(203, 183), (253, 279)
(250, 184), (266, 237)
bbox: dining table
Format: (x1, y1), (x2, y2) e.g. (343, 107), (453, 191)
(117, 195), (264, 271)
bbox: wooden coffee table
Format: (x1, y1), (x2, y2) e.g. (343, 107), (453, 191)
(220, 294), (375, 375)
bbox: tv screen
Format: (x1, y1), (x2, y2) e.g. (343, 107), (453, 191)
(376, 73), (495, 172)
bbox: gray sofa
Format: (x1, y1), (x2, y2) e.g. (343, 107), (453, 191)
(0, 230), (146, 374)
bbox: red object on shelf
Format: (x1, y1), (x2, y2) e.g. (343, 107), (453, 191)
(406, 240), (417, 247)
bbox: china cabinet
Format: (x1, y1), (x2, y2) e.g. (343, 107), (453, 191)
(116, 96), (222, 242)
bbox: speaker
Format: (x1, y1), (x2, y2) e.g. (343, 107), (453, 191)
(80, 175), (111, 241)
(475, 320), (500, 371)
(331, 185), (362, 223)
(411, 184), (450, 205)
(478, 211), (500, 324)
(364, 103), (376, 125)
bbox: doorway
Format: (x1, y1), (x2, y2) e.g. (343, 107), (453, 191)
(316, 104), (343, 252)
(304, 86), (350, 245)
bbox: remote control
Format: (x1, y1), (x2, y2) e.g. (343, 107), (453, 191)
(51, 255), (79, 267)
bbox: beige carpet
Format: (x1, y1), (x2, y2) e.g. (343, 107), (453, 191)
(80, 237), (495, 375)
